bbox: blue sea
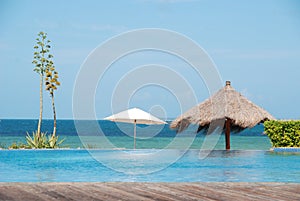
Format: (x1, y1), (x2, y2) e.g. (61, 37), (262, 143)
(1, 119), (300, 182)
(0, 119), (270, 150)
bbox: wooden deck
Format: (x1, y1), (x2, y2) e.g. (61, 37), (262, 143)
(0, 182), (299, 201)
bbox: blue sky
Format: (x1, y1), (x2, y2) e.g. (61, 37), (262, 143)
(0, 0), (300, 120)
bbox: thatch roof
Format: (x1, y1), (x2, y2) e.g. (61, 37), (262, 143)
(170, 81), (275, 133)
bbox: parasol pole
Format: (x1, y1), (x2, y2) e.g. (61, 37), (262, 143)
(134, 119), (137, 149)
(225, 118), (231, 150)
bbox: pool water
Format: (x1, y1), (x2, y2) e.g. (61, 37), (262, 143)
(0, 149), (299, 182)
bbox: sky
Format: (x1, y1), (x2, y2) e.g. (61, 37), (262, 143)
(0, 0), (300, 120)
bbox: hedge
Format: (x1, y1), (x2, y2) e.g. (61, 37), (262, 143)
(264, 120), (300, 147)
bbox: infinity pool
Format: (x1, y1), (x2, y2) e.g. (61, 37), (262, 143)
(0, 149), (299, 182)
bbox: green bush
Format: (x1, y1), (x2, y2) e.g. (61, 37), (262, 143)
(26, 131), (48, 148)
(8, 142), (29, 149)
(47, 134), (65, 148)
(26, 131), (65, 149)
(264, 120), (300, 147)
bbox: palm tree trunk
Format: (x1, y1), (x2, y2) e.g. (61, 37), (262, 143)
(51, 93), (57, 137)
(37, 74), (43, 138)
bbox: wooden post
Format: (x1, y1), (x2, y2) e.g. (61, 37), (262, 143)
(225, 118), (231, 150)
(134, 119), (137, 149)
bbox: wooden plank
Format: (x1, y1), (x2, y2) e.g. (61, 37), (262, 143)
(139, 183), (204, 201)
(16, 183), (63, 201)
(258, 183), (300, 200)
(76, 183), (123, 201)
(204, 183), (280, 201)
(160, 183), (222, 201)
(50, 183), (103, 201)
(90, 183), (154, 201)
(112, 182), (190, 201)
(209, 182), (300, 201)
(0, 185), (48, 201)
(142, 183), (210, 201)
(201, 183), (279, 201)
(79, 183), (126, 201)
(105, 182), (174, 201)
(0, 182), (299, 201)
(181, 183), (258, 201)
(220, 182), (300, 201)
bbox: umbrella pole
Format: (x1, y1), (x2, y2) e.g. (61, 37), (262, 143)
(134, 119), (136, 149)
(225, 118), (231, 150)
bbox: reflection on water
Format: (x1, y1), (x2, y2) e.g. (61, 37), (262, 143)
(200, 150), (260, 158)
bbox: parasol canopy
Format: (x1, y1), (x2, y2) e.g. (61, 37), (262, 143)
(105, 107), (167, 149)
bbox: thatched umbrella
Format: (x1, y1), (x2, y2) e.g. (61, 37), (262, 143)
(170, 81), (275, 150)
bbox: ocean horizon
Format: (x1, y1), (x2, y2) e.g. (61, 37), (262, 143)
(0, 119), (271, 150)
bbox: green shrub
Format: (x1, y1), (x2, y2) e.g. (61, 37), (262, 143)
(264, 120), (300, 147)
(26, 131), (65, 149)
(47, 134), (65, 148)
(8, 142), (29, 149)
(26, 131), (48, 148)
